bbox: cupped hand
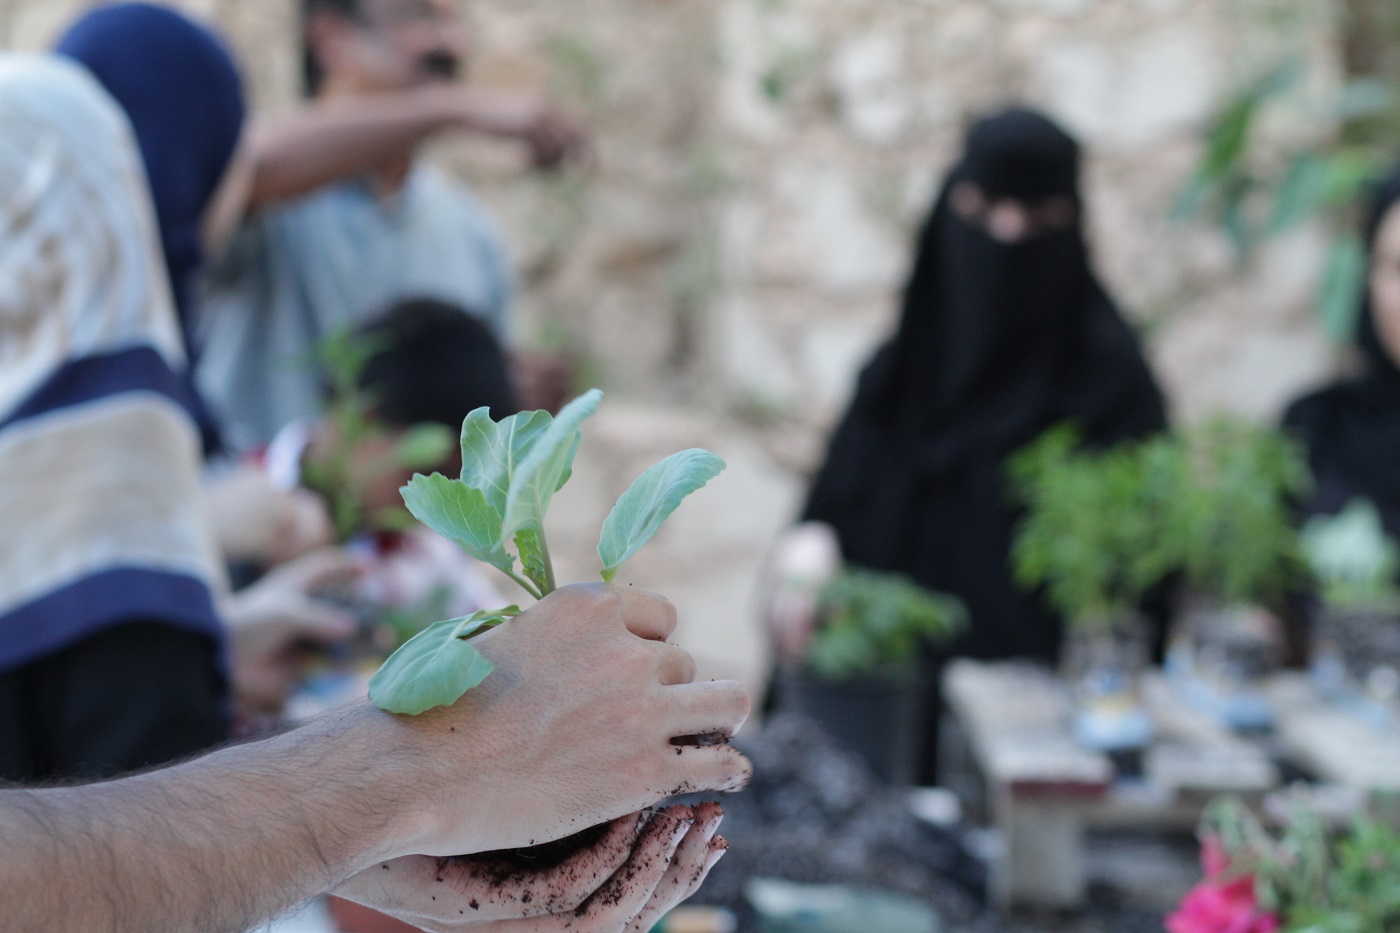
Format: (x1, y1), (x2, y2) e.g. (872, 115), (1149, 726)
(382, 584), (751, 859)
(223, 548), (359, 714)
(336, 804), (726, 933)
(204, 466), (333, 566)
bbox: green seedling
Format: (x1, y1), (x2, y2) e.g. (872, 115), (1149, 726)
(370, 389), (725, 714)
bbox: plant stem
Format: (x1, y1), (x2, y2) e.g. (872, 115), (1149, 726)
(538, 528), (558, 595)
(502, 568), (544, 601)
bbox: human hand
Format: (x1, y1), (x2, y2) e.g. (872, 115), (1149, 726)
(454, 89), (587, 169)
(336, 804), (726, 933)
(371, 584), (750, 860)
(222, 548), (358, 714)
(764, 522), (841, 663)
(204, 466), (333, 566)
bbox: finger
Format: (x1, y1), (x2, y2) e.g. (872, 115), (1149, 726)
(625, 803), (725, 933)
(655, 643), (697, 686)
(573, 806), (693, 933)
(661, 680), (751, 739)
(463, 812), (645, 918)
(611, 585), (678, 642)
(664, 743), (753, 797)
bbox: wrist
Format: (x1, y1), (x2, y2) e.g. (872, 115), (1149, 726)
(313, 702), (492, 865)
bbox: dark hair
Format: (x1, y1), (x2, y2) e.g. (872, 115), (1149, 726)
(302, 0), (363, 96)
(355, 298), (519, 430)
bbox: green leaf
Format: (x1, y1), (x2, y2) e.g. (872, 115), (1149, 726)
(598, 449), (726, 583)
(401, 472), (512, 574)
(396, 423), (456, 470)
(503, 389), (602, 543)
(514, 528), (550, 596)
(458, 406), (557, 517)
(369, 615), (497, 715)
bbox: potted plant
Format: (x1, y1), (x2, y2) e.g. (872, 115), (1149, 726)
(1008, 427), (1172, 766)
(1158, 418), (1312, 732)
(1301, 498), (1400, 716)
(778, 564), (966, 785)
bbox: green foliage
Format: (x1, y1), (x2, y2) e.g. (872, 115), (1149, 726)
(1008, 427), (1175, 631)
(1179, 55), (1394, 342)
(1301, 498), (1400, 610)
(375, 389), (726, 715)
(599, 449), (725, 582)
(805, 567), (966, 681)
(1010, 419), (1310, 621)
(1167, 418), (1311, 606)
(1201, 796), (1400, 932)
(367, 608), (519, 715)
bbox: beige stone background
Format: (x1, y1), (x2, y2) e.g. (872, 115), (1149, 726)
(0, 0), (1366, 702)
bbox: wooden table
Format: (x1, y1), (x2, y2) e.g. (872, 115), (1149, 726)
(940, 660), (1279, 909)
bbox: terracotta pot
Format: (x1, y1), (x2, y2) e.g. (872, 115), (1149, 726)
(326, 896), (423, 933)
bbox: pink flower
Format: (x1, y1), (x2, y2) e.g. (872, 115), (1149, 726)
(1165, 876), (1281, 933)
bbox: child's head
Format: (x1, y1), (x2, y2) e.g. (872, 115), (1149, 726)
(311, 298), (520, 529)
(357, 297), (519, 431)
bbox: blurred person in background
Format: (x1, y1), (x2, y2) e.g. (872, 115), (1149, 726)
(246, 298), (523, 717)
(195, 0), (586, 452)
(1284, 164), (1400, 540)
(57, 2), (336, 569)
(768, 107), (1168, 782)
(0, 51), (351, 782)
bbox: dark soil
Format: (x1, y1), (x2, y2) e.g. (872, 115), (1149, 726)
(455, 821), (614, 873)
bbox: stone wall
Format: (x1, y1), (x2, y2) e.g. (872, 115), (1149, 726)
(1, 0), (1351, 695)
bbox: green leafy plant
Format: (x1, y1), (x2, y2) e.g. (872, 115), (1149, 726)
(300, 328), (456, 541)
(804, 567), (966, 681)
(1164, 418), (1311, 608)
(369, 388), (725, 714)
(1301, 498), (1400, 611)
(1008, 426), (1176, 632)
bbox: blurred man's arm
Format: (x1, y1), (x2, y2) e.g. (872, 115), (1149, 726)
(244, 85), (585, 210)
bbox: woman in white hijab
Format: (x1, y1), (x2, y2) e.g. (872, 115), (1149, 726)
(0, 54), (230, 779)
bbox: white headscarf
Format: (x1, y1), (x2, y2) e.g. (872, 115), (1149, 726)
(0, 55), (223, 670)
(0, 54), (184, 417)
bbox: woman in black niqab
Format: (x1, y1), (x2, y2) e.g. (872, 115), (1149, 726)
(803, 107), (1168, 673)
(1283, 165), (1400, 540)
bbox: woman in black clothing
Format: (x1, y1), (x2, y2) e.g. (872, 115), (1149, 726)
(1284, 165), (1400, 539)
(782, 108), (1168, 780)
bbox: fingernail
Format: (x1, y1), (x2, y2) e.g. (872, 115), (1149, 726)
(704, 837), (729, 871)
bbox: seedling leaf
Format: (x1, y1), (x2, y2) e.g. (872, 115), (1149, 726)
(459, 407), (556, 517)
(598, 449), (725, 582)
(504, 389), (602, 548)
(369, 613), (503, 714)
(401, 472), (512, 574)
(514, 529), (550, 596)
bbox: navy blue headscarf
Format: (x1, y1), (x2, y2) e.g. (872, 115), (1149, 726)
(57, 3), (245, 350)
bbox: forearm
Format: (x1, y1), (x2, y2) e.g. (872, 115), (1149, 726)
(246, 87), (461, 208)
(0, 705), (421, 933)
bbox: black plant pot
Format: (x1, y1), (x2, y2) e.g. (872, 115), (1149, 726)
(777, 666), (926, 785)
